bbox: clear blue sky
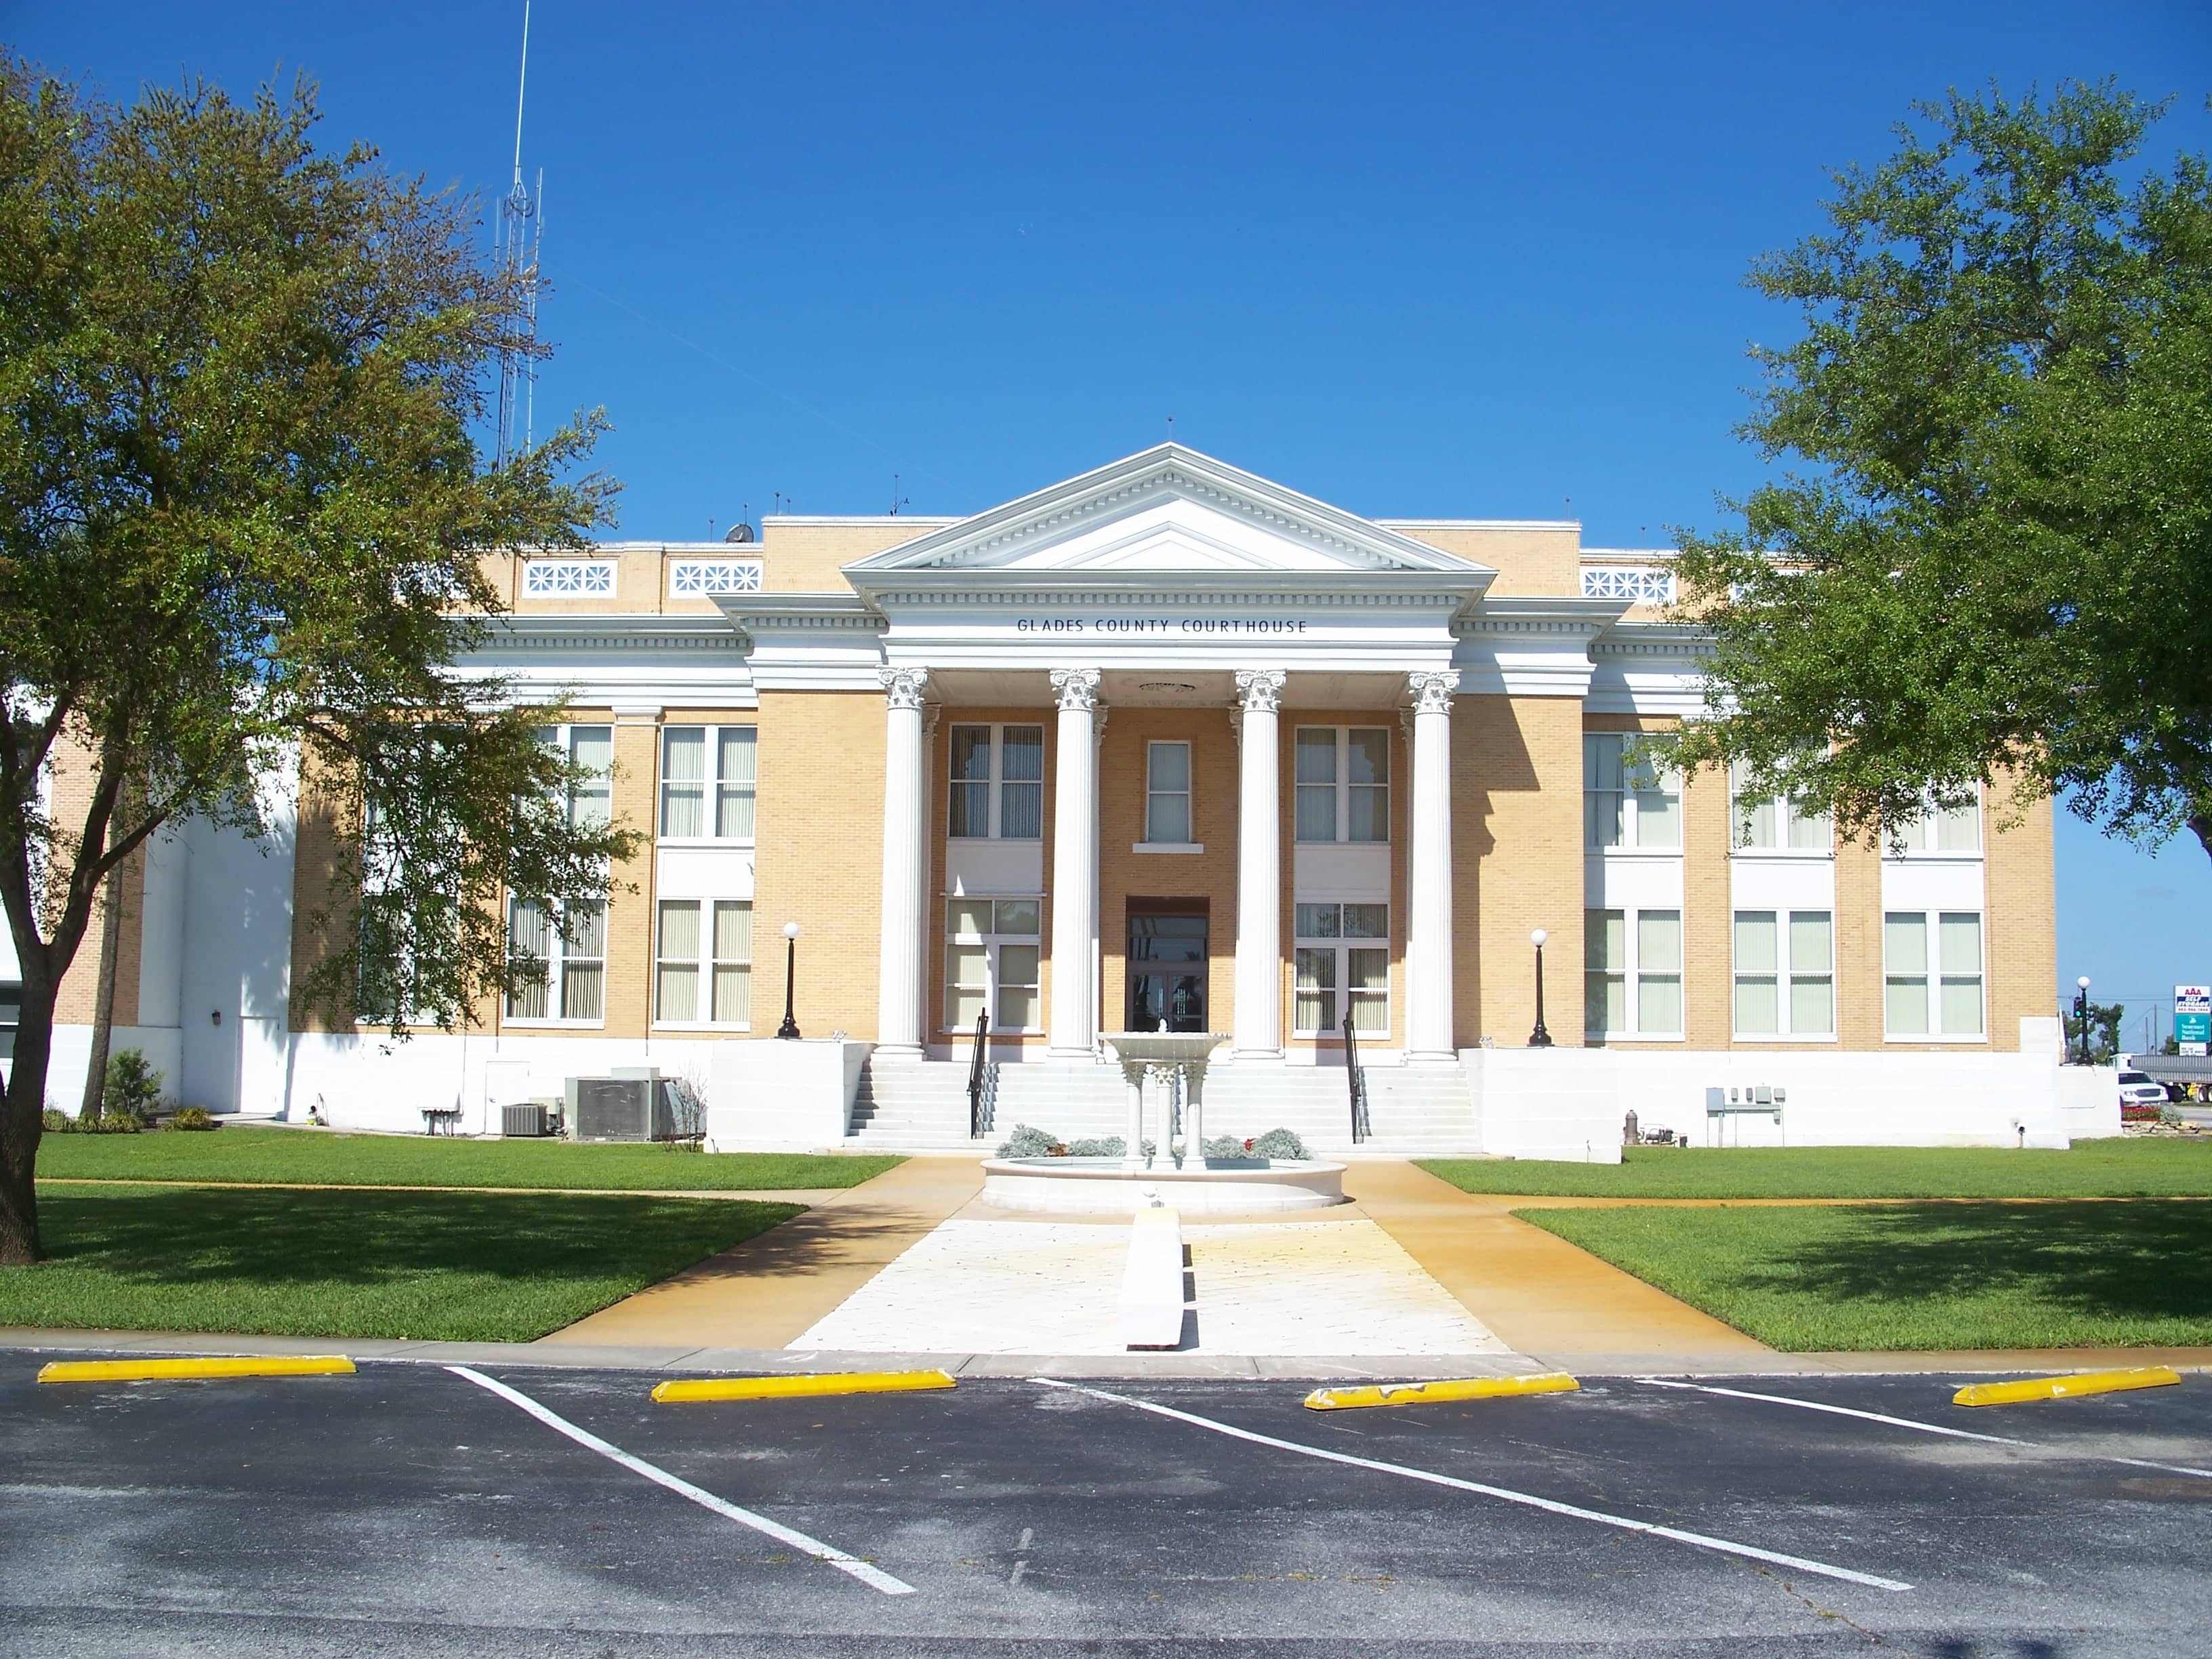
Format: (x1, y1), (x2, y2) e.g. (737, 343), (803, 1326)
(12, 0), (2211, 1031)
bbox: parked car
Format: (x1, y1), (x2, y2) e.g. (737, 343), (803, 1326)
(2117, 1071), (2169, 1109)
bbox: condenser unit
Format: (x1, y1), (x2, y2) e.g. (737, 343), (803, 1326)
(501, 1101), (551, 1139)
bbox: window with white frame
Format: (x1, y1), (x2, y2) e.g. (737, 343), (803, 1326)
(522, 558), (615, 596)
(661, 725), (756, 840)
(1729, 758), (1832, 851)
(1145, 741), (1193, 844)
(540, 723), (613, 828)
(506, 897), (607, 1021)
(944, 898), (1042, 1031)
(1885, 911), (1984, 1036)
(1585, 908), (1683, 1038)
(1294, 728), (1390, 843)
(1584, 735), (1680, 849)
(948, 724), (1044, 839)
(1889, 788), (1982, 854)
(1734, 910), (1834, 1036)
(0, 981), (20, 1064)
(655, 899), (752, 1025)
(1293, 903), (1389, 1035)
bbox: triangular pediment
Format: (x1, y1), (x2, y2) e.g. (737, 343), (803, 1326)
(844, 445), (1492, 582)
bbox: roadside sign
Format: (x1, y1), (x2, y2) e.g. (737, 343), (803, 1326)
(2176, 985), (2210, 1057)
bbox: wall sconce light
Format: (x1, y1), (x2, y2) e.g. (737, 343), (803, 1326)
(210, 1009), (222, 1027)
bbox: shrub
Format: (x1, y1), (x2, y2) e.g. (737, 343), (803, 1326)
(103, 1049), (165, 1122)
(1249, 1128), (1309, 1161)
(1202, 1134), (1255, 1160)
(1063, 1136), (1125, 1158)
(41, 1107), (75, 1134)
(169, 1107), (217, 1131)
(998, 1124), (1061, 1158)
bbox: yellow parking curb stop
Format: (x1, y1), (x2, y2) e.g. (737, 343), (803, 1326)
(1952, 1366), (2183, 1408)
(37, 1355), (356, 1385)
(652, 1369), (958, 1404)
(1303, 1372), (1580, 1411)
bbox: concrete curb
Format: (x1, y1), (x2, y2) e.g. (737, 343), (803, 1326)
(4, 1328), (2209, 1380)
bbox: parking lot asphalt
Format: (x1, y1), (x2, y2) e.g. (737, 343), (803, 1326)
(2, 1354), (2208, 1657)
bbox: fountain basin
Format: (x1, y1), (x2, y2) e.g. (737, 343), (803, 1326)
(980, 1155), (1349, 1215)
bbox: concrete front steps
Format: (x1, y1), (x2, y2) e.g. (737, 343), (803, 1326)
(846, 1054), (1487, 1157)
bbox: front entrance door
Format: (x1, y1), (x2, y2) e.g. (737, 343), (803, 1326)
(1127, 908), (1208, 1032)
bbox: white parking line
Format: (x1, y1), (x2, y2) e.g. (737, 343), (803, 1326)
(1031, 1377), (1910, 1593)
(449, 1366), (916, 1596)
(1634, 1378), (2212, 1480)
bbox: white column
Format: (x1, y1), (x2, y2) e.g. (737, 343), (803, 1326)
(874, 666), (930, 1054)
(1232, 668), (1287, 1059)
(1048, 668), (1103, 1057)
(1405, 670), (1458, 1063)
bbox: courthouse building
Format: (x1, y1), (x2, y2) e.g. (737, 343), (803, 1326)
(21, 445), (2109, 1158)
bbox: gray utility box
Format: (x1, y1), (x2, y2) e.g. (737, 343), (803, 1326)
(567, 1069), (679, 1143)
(501, 1101), (552, 1139)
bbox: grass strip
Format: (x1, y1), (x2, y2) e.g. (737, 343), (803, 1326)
(1515, 1200), (2212, 1351)
(0, 1185), (802, 1343)
(1422, 1140), (2212, 1200)
(37, 1126), (900, 1192)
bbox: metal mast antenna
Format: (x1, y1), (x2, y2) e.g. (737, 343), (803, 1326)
(493, 1), (540, 468)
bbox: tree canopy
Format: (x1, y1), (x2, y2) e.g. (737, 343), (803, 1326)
(1667, 81), (2212, 859)
(0, 60), (636, 1262)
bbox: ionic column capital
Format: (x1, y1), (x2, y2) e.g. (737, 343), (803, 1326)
(1233, 668), (1288, 714)
(1407, 670), (1457, 716)
(1050, 667), (1103, 712)
(878, 665), (931, 710)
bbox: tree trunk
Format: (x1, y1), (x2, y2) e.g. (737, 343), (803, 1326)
(78, 867), (123, 1124)
(0, 968), (55, 1265)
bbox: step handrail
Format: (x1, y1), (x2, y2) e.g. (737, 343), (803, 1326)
(966, 1008), (990, 1139)
(1341, 1008), (1371, 1144)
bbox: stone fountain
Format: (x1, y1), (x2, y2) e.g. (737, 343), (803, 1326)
(978, 1031), (1349, 1215)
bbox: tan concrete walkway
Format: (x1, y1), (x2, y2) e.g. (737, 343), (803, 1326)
(541, 1157), (984, 1349)
(1343, 1162), (1773, 1360)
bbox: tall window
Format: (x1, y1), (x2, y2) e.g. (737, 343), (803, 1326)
(1730, 759), (1831, 851)
(0, 981), (18, 1065)
(945, 898), (1042, 1031)
(543, 724), (613, 829)
(1885, 911), (1984, 1036)
(1889, 789), (1982, 854)
(655, 899), (752, 1025)
(1584, 735), (1680, 849)
(1294, 728), (1391, 842)
(949, 724), (1044, 839)
(661, 726), (756, 840)
(1585, 908), (1683, 1038)
(1145, 741), (1193, 844)
(1734, 910), (1834, 1036)
(1293, 903), (1389, 1035)
(506, 897), (607, 1022)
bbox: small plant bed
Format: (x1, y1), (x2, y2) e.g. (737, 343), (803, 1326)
(35, 1125), (901, 1192)
(1515, 1200), (2212, 1351)
(0, 1186), (802, 1343)
(1419, 1140), (2212, 1200)
(995, 1124), (1310, 1161)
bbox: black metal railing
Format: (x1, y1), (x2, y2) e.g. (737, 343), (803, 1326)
(1342, 1008), (1371, 1144)
(966, 1008), (991, 1139)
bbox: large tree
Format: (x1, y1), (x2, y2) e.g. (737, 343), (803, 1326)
(1666, 81), (2212, 862)
(0, 61), (639, 1263)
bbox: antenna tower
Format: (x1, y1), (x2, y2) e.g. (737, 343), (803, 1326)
(493, 1), (544, 468)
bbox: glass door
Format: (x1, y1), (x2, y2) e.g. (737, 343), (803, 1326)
(1128, 912), (1208, 1032)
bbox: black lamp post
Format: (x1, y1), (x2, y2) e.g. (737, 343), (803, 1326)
(776, 921), (802, 1040)
(2073, 975), (2091, 1066)
(1528, 928), (1554, 1048)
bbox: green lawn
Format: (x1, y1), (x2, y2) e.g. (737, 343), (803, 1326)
(1517, 1200), (2212, 1351)
(36, 1126), (901, 1191)
(1420, 1139), (2212, 1200)
(1, 1185), (802, 1342)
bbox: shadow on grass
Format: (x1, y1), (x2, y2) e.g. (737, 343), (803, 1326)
(1741, 1202), (2212, 1321)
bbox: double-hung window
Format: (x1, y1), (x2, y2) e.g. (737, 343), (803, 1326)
(949, 725), (1044, 839)
(1890, 788), (1982, 854)
(655, 899), (752, 1025)
(1294, 728), (1391, 842)
(1730, 759), (1831, 851)
(1293, 903), (1389, 1036)
(1145, 741), (1193, 844)
(1733, 910), (1835, 1036)
(1585, 908), (1683, 1038)
(0, 981), (18, 1065)
(1584, 735), (1680, 848)
(1885, 911), (1984, 1037)
(945, 899), (1042, 1031)
(507, 896), (607, 1022)
(660, 725), (756, 840)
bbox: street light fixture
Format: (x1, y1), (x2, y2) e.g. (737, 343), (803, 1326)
(776, 922), (803, 1040)
(2073, 975), (2091, 1066)
(1528, 928), (1554, 1048)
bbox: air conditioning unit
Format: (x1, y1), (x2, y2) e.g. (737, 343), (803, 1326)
(501, 1101), (550, 1139)
(565, 1073), (694, 1143)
